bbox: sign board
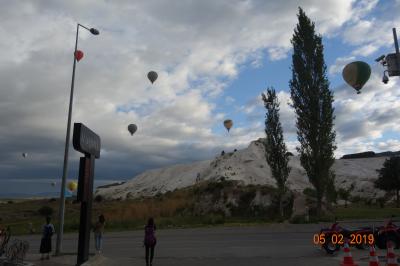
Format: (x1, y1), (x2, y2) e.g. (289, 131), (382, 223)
(72, 122), (101, 265)
(73, 123), (101, 158)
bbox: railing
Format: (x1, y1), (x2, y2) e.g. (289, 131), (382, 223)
(0, 227), (11, 257)
(4, 240), (30, 265)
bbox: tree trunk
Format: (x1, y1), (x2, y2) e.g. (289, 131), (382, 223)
(316, 194), (322, 217)
(397, 190), (399, 208)
(279, 195), (284, 218)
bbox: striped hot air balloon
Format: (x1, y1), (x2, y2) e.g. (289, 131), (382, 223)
(342, 61), (371, 94)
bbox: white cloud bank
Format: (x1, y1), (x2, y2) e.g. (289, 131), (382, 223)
(0, 0), (399, 180)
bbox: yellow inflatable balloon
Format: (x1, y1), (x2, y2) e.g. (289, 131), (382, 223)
(67, 181), (78, 192)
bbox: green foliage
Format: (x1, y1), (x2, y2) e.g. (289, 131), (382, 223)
(303, 188), (317, 198)
(37, 206), (54, 217)
(325, 174), (337, 205)
(375, 156), (400, 207)
(337, 183), (355, 208)
(289, 7), (336, 215)
(377, 197), (386, 208)
(94, 195), (103, 203)
(262, 87), (291, 217)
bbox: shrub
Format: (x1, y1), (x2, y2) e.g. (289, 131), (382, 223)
(303, 188), (317, 198)
(94, 195), (103, 203)
(377, 197), (386, 208)
(38, 206), (54, 217)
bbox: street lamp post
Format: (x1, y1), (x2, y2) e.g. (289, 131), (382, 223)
(56, 23), (99, 256)
(375, 28), (400, 83)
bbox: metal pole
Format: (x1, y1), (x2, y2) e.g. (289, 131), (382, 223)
(56, 23), (79, 256)
(393, 28), (399, 54)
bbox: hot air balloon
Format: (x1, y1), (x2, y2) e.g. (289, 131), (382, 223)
(223, 119), (233, 132)
(67, 181), (78, 192)
(147, 71), (158, 84)
(128, 124), (138, 135)
(22, 153), (28, 158)
(74, 50), (84, 62)
(342, 61), (371, 94)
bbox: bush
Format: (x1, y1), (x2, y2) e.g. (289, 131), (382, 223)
(38, 206), (54, 217)
(290, 214), (308, 224)
(377, 197), (386, 208)
(351, 195), (362, 203)
(94, 195), (103, 203)
(303, 188), (317, 198)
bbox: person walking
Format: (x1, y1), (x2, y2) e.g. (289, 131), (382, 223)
(143, 218), (157, 266)
(93, 214), (106, 254)
(39, 216), (55, 260)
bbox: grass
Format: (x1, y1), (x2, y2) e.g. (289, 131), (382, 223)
(2, 184), (400, 236)
(0, 181), (283, 235)
(334, 203), (400, 220)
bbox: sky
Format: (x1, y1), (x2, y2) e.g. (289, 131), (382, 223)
(1, 0), (400, 195)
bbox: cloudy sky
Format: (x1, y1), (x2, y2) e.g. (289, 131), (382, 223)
(1, 0), (400, 191)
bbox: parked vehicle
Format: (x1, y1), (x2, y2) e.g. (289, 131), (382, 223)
(374, 219), (400, 249)
(317, 222), (375, 254)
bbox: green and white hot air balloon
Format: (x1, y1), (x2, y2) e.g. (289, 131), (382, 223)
(342, 61), (371, 94)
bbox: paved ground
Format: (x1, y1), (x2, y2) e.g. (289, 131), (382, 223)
(14, 222), (397, 265)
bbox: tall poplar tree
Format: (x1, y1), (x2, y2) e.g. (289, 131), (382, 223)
(289, 8), (336, 216)
(262, 88), (291, 218)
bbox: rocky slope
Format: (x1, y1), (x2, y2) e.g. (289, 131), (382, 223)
(95, 139), (387, 200)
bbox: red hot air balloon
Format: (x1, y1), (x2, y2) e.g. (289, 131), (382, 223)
(74, 50), (84, 62)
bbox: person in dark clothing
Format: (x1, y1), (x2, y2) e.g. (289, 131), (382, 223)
(39, 216), (55, 260)
(93, 214), (106, 254)
(143, 218), (157, 266)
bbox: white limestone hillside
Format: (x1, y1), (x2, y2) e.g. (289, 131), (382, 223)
(95, 139), (387, 200)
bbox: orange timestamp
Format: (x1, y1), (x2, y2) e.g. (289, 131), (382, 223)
(313, 233), (374, 245)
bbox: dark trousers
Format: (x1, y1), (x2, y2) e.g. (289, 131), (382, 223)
(145, 245), (155, 266)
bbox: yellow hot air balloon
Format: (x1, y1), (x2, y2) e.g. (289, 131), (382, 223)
(67, 181), (78, 192)
(223, 119), (233, 132)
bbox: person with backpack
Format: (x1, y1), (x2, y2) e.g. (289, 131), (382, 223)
(143, 218), (157, 266)
(93, 214), (106, 254)
(39, 216), (55, 260)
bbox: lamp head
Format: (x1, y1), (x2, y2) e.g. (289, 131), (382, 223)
(89, 28), (100, 35)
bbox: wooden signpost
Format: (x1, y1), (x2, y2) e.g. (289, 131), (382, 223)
(72, 123), (100, 266)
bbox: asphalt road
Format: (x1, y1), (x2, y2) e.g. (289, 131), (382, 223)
(19, 223), (391, 266)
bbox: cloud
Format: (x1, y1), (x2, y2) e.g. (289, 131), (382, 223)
(225, 96), (236, 104)
(334, 68), (400, 156)
(340, 0), (400, 57)
(0, 0), (397, 182)
(329, 56), (356, 75)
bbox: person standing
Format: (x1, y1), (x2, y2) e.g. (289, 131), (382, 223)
(39, 216), (55, 260)
(93, 214), (106, 254)
(143, 218), (157, 266)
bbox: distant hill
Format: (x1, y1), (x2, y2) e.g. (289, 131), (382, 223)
(341, 151), (400, 159)
(96, 138), (389, 201)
